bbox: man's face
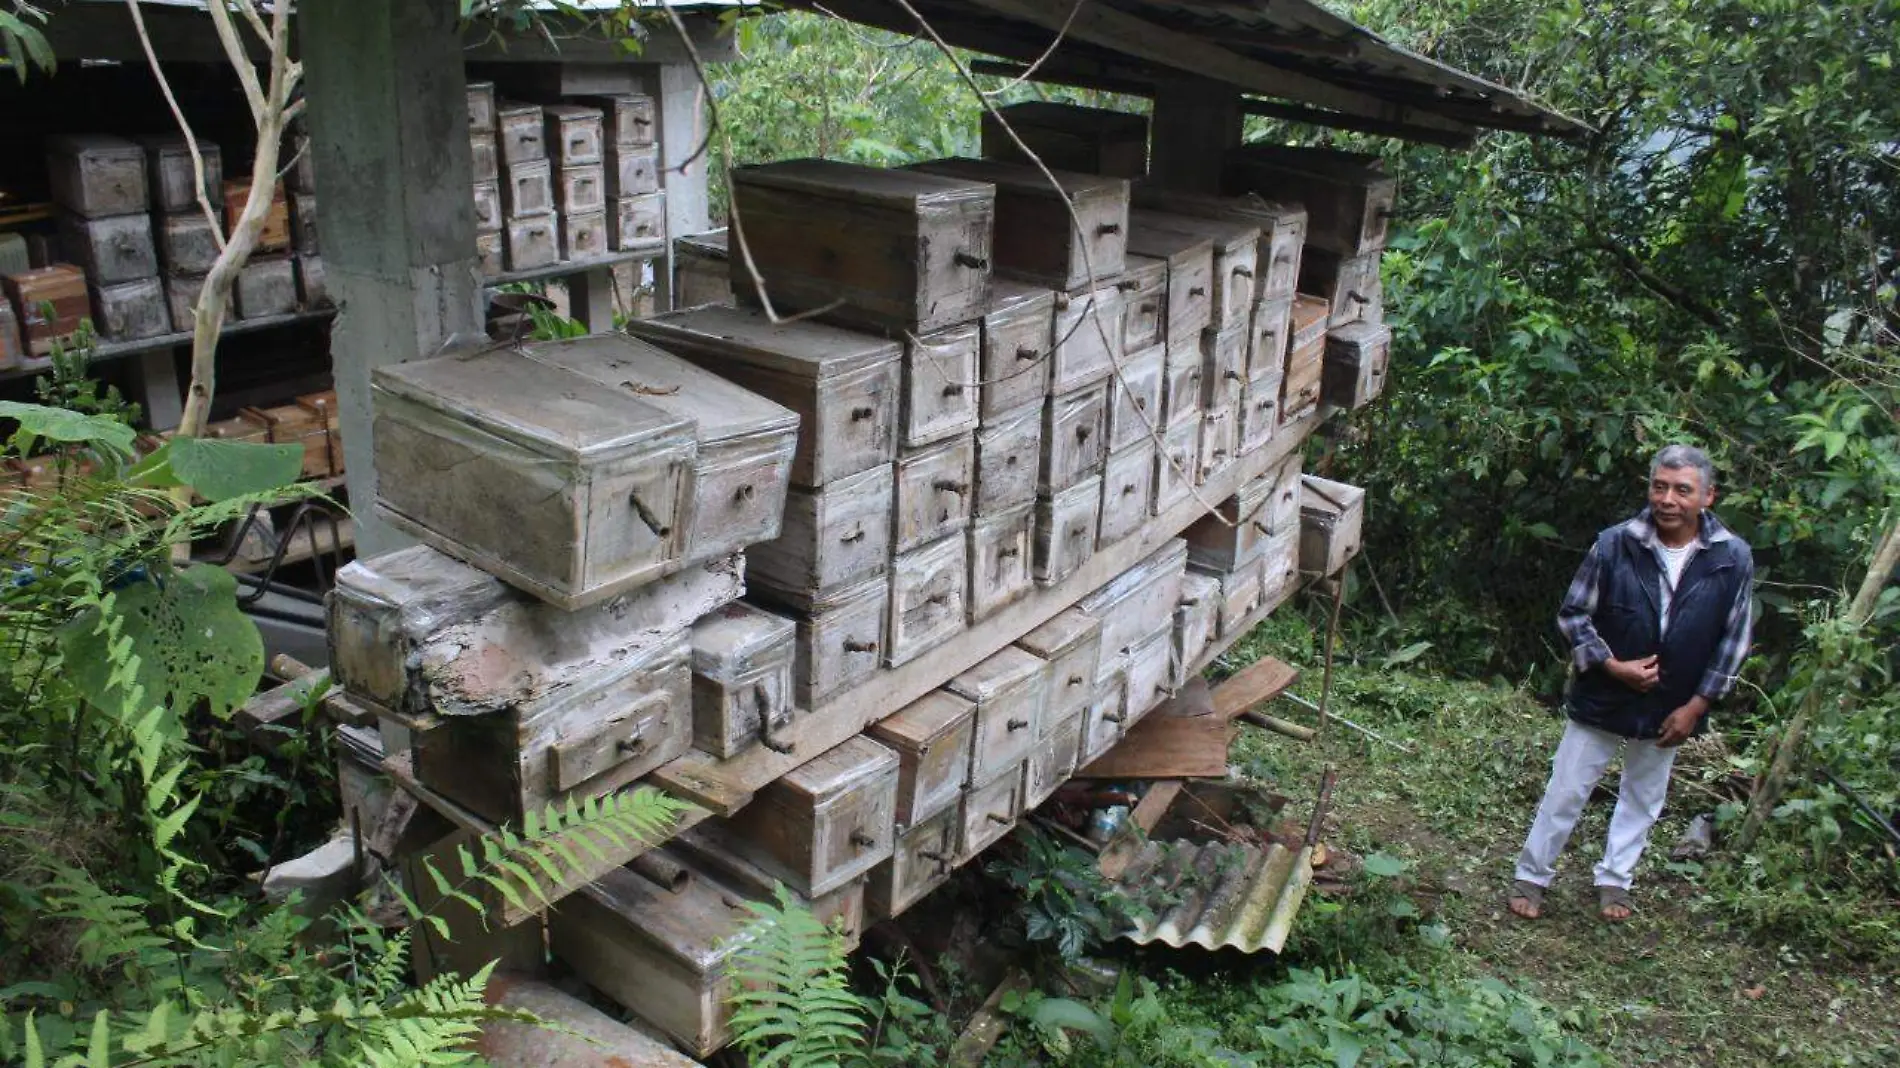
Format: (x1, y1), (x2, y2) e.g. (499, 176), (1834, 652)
(1648, 465), (1715, 538)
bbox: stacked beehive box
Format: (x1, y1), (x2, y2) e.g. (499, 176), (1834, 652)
(141, 136), (223, 333)
(46, 135), (170, 343)
(224, 172), (298, 321)
(584, 91), (666, 252)
(467, 82), (506, 275)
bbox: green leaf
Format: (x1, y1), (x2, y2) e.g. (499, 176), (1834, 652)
(59, 565), (266, 721)
(1361, 853), (1407, 879)
(1027, 997), (1115, 1049)
(1381, 642), (1434, 669)
(125, 437), (305, 500)
(0, 401), (137, 459)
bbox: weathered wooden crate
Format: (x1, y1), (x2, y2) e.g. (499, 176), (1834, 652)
(244, 401), (332, 479)
(948, 646), (1048, 785)
(47, 135), (147, 218)
(958, 760), (1027, 861)
(674, 228), (731, 308)
(973, 399), (1042, 518)
(296, 255), (327, 307)
(730, 159), (993, 333)
(560, 210), (610, 261)
(1299, 247), (1382, 328)
(1098, 438), (1156, 545)
(1163, 339), (1204, 429)
(466, 81), (496, 130)
(501, 158), (554, 219)
(544, 104), (604, 166)
(981, 101), (1147, 179)
(968, 502), (1035, 623)
(297, 390), (344, 475)
(1049, 283), (1124, 394)
(672, 831), (869, 946)
(1127, 211), (1257, 333)
(163, 274), (231, 334)
(1195, 559), (1264, 639)
(1126, 220), (1213, 346)
(90, 278), (170, 341)
(474, 231), (503, 277)
(1173, 572), (1221, 684)
(1260, 527), (1301, 617)
(1079, 539), (1188, 665)
(496, 100), (546, 165)
(290, 192), (320, 254)
(1226, 143), (1397, 256)
(1118, 257), (1168, 353)
(614, 192), (666, 249)
(691, 602), (797, 759)
(1299, 475), (1365, 578)
(627, 304), (900, 489)
(370, 347), (696, 609)
(1026, 711), (1084, 808)
(1123, 626), (1176, 728)
(1239, 366), (1284, 455)
(868, 690), (976, 826)
(1197, 403), (1237, 486)
(866, 803), (959, 920)
(503, 215), (558, 271)
(903, 322), (980, 448)
(606, 141), (659, 197)
(59, 213), (157, 285)
(1183, 458), (1294, 574)
(894, 435), (973, 555)
(1250, 295), (1292, 378)
(158, 214), (220, 275)
(1281, 295), (1329, 421)
(887, 534), (966, 667)
(1323, 320), (1392, 410)
(514, 333), (799, 566)
(140, 137), (222, 215)
(979, 281), (1054, 418)
(910, 157), (1129, 290)
(222, 178), (291, 252)
(1016, 608), (1101, 733)
(582, 93), (657, 146)
(1202, 324), (1248, 412)
(747, 462), (893, 603)
(753, 573), (889, 707)
(4, 265), (88, 356)
(1132, 185), (1308, 302)
(1041, 379), (1109, 494)
(1081, 665), (1127, 765)
(1153, 413), (1201, 516)
(1107, 342), (1166, 452)
(556, 165), (607, 217)
(235, 256), (297, 319)
(1034, 473), (1100, 586)
(711, 734), (900, 897)
(470, 131), (498, 184)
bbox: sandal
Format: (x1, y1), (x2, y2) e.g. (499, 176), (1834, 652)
(1598, 885), (1635, 923)
(1507, 880), (1544, 920)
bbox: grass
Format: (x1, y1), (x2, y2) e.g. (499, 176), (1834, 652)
(1218, 608), (1900, 1067)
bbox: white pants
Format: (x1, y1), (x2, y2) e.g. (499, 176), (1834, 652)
(1514, 720), (1679, 891)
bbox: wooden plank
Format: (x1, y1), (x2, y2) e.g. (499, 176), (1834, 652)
(647, 409), (1321, 813)
(1209, 656), (1300, 720)
(1098, 780), (1185, 880)
(947, 969), (1033, 1068)
(1074, 712), (1232, 780)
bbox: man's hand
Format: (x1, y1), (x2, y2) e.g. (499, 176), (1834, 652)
(1604, 655), (1660, 692)
(1657, 698), (1709, 748)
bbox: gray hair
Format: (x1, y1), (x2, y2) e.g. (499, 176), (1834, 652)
(1651, 444), (1715, 491)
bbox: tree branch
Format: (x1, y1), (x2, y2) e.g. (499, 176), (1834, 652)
(124, 0), (226, 255)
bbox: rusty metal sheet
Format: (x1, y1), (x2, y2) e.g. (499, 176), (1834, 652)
(1113, 837), (1314, 954)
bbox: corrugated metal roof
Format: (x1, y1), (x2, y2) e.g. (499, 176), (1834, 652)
(1114, 837), (1314, 953)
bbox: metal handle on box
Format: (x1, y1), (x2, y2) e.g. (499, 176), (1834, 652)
(955, 251), (989, 270)
(843, 638), (878, 653)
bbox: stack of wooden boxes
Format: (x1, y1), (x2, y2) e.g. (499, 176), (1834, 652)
(467, 82), (506, 275)
(146, 137), (225, 329)
(585, 91), (666, 252)
(225, 172), (298, 321)
(47, 135), (169, 343)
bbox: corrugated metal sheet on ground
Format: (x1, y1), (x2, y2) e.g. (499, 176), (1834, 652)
(1114, 838), (1313, 954)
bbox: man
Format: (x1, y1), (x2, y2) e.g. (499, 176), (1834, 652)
(1509, 444), (1754, 922)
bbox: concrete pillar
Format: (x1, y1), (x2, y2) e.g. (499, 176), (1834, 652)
(656, 61), (711, 310)
(1150, 78), (1242, 194)
(301, 0), (485, 558)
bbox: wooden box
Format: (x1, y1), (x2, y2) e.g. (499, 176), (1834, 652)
(1098, 438), (1156, 545)
(1026, 708), (1084, 808)
(1202, 324), (1247, 411)
(958, 762), (1025, 860)
(887, 534), (966, 667)
(296, 255), (327, 307)
(466, 80), (496, 129)
(297, 390), (344, 475)
(1118, 256), (1168, 352)
(157, 214), (220, 275)
(1080, 539), (1187, 665)
(1198, 560), (1264, 639)
(948, 647), (1047, 785)
(978, 281), (1053, 418)
(1153, 412), (1201, 516)
(607, 141), (660, 196)
(565, 207), (614, 262)
(1107, 342), (1166, 451)
(583, 93), (657, 146)
(496, 100), (547, 166)
(1261, 528), (1301, 616)
(413, 634), (691, 823)
(503, 333), (800, 568)
(1081, 667), (1127, 764)
(1250, 295), (1293, 378)
(545, 104), (605, 166)
(1163, 338), (1204, 428)
(235, 256), (297, 319)
(1226, 144), (1396, 255)
(1124, 626), (1175, 725)
(766, 573), (888, 707)
(968, 501), (1035, 623)
(868, 690), (977, 826)
(1299, 475), (1365, 578)
(903, 322), (980, 448)
(1040, 379), (1109, 494)
(475, 231), (504, 277)
(325, 545), (514, 715)
(1300, 247), (1382, 328)
(614, 192), (667, 249)
(221, 179), (290, 252)
(1017, 608), (1101, 732)
(1198, 403), (1237, 486)
(747, 463), (893, 603)
(1132, 211), (1257, 332)
(164, 274), (232, 332)
(469, 130), (499, 183)
(691, 602), (797, 759)
(1132, 186), (1308, 303)
(47, 135), (148, 218)
(981, 101), (1147, 179)
(1173, 572), (1221, 684)
(502, 159), (554, 218)
(866, 804), (959, 920)
(1034, 474), (1100, 586)
(628, 304), (900, 489)
(1126, 221), (1213, 346)
(1050, 284), (1123, 394)
(910, 157), (1129, 290)
(90, 278), (170, 341)
(556, 165), (606, 217)
(244, 402), (332, 479)
(1184, 465), (1279, 574)
(371, 348), (695, 608)
(140, 137), (222, 214)
(674, 228), (731, 307)
(504, 215), (559, 271)
(1239, 366), (1284, 455)
(973, 399), (1042, 518)
(729, 159), (994, 334)
(715, 735), (900, 897)
(290, 192), (320, 253)
(4, 265), (89, 356)
(1323, 320), (1391, 409)
(59, 213), (157, 285)
(893, 435), (973, 555)
(0, 299), (24, 369)
(1282, 294), (1329, 419)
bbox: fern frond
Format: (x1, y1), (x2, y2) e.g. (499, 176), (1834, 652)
(724, 885), (870, 1066)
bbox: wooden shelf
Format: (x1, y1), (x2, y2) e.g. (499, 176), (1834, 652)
(482, 243), (664, 287)
(648, 410), (1324, 817)
(0, 307), (337, 382)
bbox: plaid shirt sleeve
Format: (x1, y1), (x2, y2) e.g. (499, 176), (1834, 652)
(1556, 541), (1614, 673)
(1696, 552), (1755, 701)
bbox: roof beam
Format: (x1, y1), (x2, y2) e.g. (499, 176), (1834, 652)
(961, 0), (1472, 137)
